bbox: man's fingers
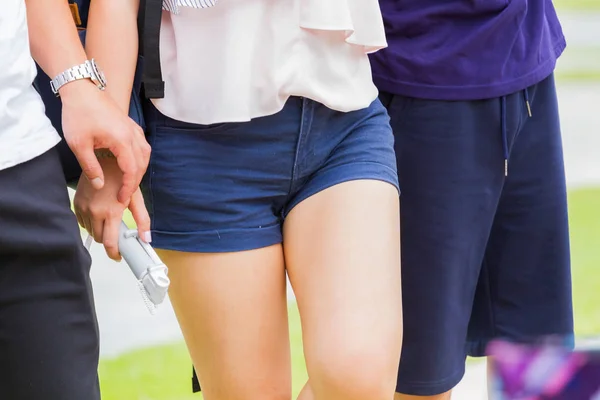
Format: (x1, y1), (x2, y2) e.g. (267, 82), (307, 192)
(118, 171), (138, 204)
(133, 122), (146, 141)
(134, 123), (151, 159)
(129, 189), (151, 243)
(103, 214), (122, 261)
(130, 122), (150, 184)
(134, 132), (151, 173)
(91, 218), (104, 244)
(110, 143), (139, 203)
(74, 147), (105, 189)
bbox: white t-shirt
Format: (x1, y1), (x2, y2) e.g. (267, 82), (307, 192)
(0, 0), (60, 171)
(152, 0), (387, 125)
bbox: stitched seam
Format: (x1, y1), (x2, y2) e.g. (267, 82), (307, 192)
(288, 99), (309, 196)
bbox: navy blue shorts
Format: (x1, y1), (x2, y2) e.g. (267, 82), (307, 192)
(380, 74), (574, 396)
(141, 97), (398, 252)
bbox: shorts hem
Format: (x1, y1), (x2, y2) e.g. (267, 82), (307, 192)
(149, 162), (398, 253)
(150, 223), (282, 253)
(396, 367), (465, 397)
(372, 39), (564, 101)
(466, 332), (576, 358)
(284, 161), (400, 217)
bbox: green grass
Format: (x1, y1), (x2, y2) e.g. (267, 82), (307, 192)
(552, 0), (600, 80)
(98, 187), (600, 398)
(122, 209), (136, 229)
(554, 0), (600, 11)
(568, 188), (600, 337)
(555, 46), (600, 82)
(555, 70), (600, 82)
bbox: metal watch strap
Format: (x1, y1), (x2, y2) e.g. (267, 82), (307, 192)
(50, 60), (100, 96)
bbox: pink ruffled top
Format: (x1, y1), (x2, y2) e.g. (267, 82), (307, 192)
(152, 0), (387, 124)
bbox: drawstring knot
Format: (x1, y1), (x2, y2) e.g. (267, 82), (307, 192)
(500, 89), (533, 177)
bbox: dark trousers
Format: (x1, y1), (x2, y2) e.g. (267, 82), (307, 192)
(0, 147), (100, 399)
(381, 74), (573, 396)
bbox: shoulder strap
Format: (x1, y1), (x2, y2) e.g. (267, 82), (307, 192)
(139, 0), (165, 99)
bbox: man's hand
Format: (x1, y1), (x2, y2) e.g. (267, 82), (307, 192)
(60, 79), (151, 203)
(74, 156), (151, 261)
(24, 0), (149, 203)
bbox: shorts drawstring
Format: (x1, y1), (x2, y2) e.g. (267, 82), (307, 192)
(524, 87), (532, 117)
(502, 88), (533, 176)
(501, 96), (508, 176)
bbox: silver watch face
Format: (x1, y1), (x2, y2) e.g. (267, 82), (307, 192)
(89, 59), (107, 89)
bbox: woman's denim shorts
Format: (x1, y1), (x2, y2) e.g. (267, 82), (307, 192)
(141, 97), (399, 253)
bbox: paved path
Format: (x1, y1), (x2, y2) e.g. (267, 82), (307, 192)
(88, 244), (182, 358)
(560, 11), (600, 48)
(558, 83), (600, 188)
(557, 11), (600, 74)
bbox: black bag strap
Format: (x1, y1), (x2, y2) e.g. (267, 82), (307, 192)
(68, 0), (164, 98)
(192, 366), (201, 393)
(139, 0), (165, 99)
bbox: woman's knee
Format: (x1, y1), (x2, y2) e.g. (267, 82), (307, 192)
(157, 247), (291, 400)
(201, 380), (292, 400)
(308, 344), (401, 399)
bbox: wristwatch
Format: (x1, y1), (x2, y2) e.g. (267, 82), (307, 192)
(50, 59), (107, 96)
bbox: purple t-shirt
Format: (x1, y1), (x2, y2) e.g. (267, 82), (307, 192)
(370, 0), (566, 100)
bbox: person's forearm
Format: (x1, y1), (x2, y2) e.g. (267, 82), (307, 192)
(25, 0), (88, 79)
(86, 0), (140, 112)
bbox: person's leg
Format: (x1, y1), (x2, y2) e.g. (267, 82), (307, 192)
(139, 100), (308, 399)
(0, 148), (100, 400)
(378, 92), (509, 399)
(159, 246), (292, 400)
(467, 74), (574, 393)
(285, 180), (402, 400)
(276, 98), (402, 400)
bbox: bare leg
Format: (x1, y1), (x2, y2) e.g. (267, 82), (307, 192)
(284, 180), (403, 400)
(158, 246), (291, 400)
(296, 383), (313, 400)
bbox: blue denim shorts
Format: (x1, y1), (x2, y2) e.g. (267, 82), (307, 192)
(141, 97), (399, 252)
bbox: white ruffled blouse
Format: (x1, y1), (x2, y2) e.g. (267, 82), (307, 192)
(153, 0), (387, 124)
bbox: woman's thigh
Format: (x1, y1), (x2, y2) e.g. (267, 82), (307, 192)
(283, 180), (403, 397)
(158, 245), (291, 400)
